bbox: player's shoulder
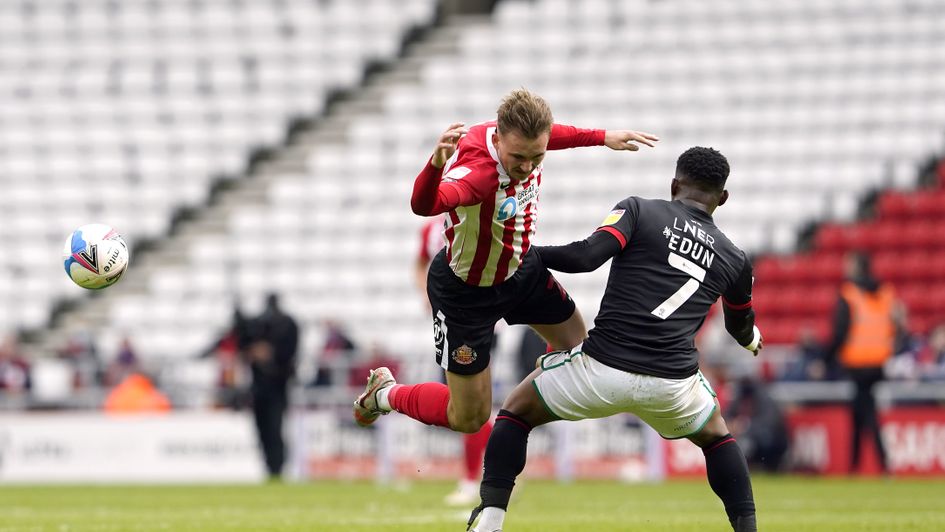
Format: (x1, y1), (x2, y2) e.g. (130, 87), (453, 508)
(621, 195), (670, 213)
(711, 228), (748, 268)
(459, 121), (496, 149)
(445, 121), (499, 182)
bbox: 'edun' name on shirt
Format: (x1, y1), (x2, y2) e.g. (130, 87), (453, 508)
(664, 217), (716, 269)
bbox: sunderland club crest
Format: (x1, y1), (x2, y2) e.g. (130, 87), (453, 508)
(451, 345), (477, 365)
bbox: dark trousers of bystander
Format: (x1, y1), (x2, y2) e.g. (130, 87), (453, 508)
(253, 387), (288, 478)
(847, 366), (888, 474)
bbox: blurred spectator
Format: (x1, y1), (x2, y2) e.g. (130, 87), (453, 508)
(57, 330), (103, 389)
(0, 333), (30, 394)
(104, 373), (171, 413)
(916, 323), (945, 381)
(725, 376), (789, 472)
(348, 342), (401, 389)
(246, 293), (299, 480)
(312, 319), (356, 387)
(824, 252), (896, 474)
(106, 336), (140, 386)
(202, 306), (253, 409)
(780, 327), (839, 382)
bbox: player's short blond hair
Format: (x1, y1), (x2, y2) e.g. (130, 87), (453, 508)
(496, 89), (553, 139)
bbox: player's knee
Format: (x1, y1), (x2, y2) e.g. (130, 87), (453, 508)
(450, 407), (491, 434)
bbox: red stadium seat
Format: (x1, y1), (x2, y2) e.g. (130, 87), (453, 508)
(876, 192), (911, 220)
(872, 251), (900, 282)
(931, 221), (945, 249)
(870, 221), (904, 250)
(898, 283), (935, 313)
(815, 224), (847, 252)
(898, 251), (932, 281)
(845, 224), (874, 251)
(913, 191), (945, 219)
(810, 285), (838, 314)
(749, 289), (779, 317)
(810, 253), (844, 283)
(753, 258), (785, 284)
(902, 220), (938, 249)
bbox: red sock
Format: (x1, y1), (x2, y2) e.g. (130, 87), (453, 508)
(388, 382), (451, 428)
(463, 419), (493, 481)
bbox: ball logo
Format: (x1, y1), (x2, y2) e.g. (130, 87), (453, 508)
(451, 345), (477, 365)
(73, 244), (99, 273)
(496, 197), (517, 221)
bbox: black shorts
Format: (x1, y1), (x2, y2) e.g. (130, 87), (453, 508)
(426, 248), (576, 375)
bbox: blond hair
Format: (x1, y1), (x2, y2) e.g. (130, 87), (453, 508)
(496, 89), (553, 139)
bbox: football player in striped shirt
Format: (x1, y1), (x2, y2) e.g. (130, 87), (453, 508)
(354, 89), (658, 437)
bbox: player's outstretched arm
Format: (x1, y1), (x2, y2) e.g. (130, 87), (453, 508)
(534, 230), (623, 273)
(547, 124), (658, 151)
(603, 130), (660, 151)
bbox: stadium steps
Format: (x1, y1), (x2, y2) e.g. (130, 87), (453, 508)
(24, 14), (490, 359)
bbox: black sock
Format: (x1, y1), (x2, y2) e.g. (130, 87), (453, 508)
(479, 409), (532, 510)
(702, 434), (756, 529)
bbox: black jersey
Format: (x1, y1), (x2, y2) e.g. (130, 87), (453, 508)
(578, 197), (754, 379)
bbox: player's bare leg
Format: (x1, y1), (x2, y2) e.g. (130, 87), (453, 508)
(529, 307), (587, 350)
(445, 368), (493, 434)
(468, 367), (555, 532)
(689, 400), (757, 532)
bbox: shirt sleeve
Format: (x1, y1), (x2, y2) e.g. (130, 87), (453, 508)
(594, 197), (639, 249)
(535, 230), (623, 273)
(722, 254), (757, 347)
(410, 157), (495, 215)
(547, 123), (606, 150)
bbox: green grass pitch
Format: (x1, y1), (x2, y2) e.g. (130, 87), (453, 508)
(1, 477), (943, 531)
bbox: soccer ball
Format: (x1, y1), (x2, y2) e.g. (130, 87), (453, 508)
(62, 224), (130, 290)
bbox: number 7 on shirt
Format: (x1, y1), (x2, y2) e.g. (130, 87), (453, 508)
(651, 252), (706, 319)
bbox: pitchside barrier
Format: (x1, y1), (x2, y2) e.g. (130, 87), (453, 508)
(2, 386), (944, 483)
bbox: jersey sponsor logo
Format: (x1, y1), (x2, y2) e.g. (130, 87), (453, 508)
(664, 220), (716, 270)
(496, 197), (517, 221)
(497, 182), (538, 222)
(451, 345), (477, 365)
(601, 209), (625, 226)
(443, 166), (472, 182)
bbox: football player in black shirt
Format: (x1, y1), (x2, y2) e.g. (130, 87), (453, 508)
(468, 147), (761, 532)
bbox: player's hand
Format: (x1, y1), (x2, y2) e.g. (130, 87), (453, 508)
(431, 122), (468, 168)
(743, 325), (763, 356)
(603, 130), (659, 151)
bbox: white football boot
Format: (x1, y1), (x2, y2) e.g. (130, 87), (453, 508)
(353, 366), (395, 427)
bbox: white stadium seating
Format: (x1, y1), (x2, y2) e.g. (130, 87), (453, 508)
(0, 0), (438, 331)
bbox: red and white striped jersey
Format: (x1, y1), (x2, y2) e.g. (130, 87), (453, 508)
(412, 121), (604, 287)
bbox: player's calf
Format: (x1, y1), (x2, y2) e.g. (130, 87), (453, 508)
(701, 433), (756, 532)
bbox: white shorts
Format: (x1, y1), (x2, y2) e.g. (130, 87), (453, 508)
(533, 347), (717, 439)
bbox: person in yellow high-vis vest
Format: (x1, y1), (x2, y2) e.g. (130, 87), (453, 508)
(825, 252), (898, 474)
